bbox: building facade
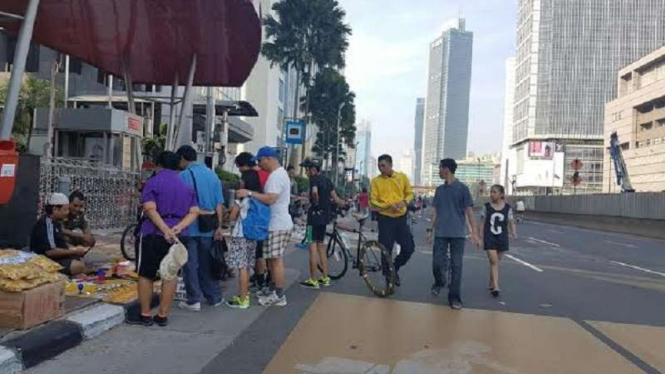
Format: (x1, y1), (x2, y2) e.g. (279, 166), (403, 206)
(413, 98), (425, 186)
(422, 18), (473, 186)
(397, 150), (414, 183)
(501, 57), (516, 194)
(355, 120), (372, 178)
(604, 45), (665, 193)
(512, 0), (665, 194)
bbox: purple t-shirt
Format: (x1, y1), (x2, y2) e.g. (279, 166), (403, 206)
(140, 169), (197, 236)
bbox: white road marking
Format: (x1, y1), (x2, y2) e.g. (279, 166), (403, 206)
(505, 254), (544, 273)
(610, 261), (665, 277)
(527, 237), (561, 248)
(604, 241), (638, 249)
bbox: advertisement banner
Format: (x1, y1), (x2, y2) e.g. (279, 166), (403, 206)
(529, 141), (557, 159)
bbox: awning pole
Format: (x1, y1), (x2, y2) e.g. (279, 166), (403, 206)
(174, 54), (197, 149)
(0, 0), (42, 140)
(107, 74), (113, 109)
(64, 55), (70, 108)
(205, 87), (214, 154)
(166, 75), (179, 151)
(123, 60), (136, 114)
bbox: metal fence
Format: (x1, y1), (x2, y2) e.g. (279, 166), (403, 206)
(39, 158), (140, 230)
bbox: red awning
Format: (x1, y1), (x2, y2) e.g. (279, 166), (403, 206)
(0, 0), (262, 87)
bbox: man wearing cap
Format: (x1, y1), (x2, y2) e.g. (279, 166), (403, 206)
(236, 147), (293, 307)
(30, 193), (89, 276)
(299, 159), (347, 290)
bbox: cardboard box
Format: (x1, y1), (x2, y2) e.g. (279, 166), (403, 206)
(0, 281), (65, 330)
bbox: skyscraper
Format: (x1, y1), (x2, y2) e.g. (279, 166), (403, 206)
(513, 0), (665, 193)
(423, 18), (473, 186)
(501, 57), (516, 194)
(355, 120), (372, 178)
(413, 98), (425, 186)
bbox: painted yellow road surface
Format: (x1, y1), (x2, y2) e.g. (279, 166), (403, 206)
(264, 293), (649, 374)
(590, 321), (665, 374)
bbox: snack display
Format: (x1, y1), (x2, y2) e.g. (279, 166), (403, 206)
(0, 250), (65, 292)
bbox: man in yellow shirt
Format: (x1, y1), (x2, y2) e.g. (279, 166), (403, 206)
(370, 154), (415, 287)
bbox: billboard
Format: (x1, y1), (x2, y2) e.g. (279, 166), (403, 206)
(528, 141), (557, 159)
(516, 152), (565, 188)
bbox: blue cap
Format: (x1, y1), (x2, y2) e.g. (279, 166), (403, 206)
(251, 146), (278, 162)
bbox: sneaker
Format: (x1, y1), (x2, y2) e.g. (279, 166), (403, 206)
(259, 292), (288, 307)
(178, 301), (201, 312)
(226, 295), (250, 309)
(126, 314), (153, 327)
(256, 287), (271, 299)
(300, 278), (320, 289)
(491, 289), (501, 298)
(209, 298), (225, 307)
(431, 284), (441, 296)
(153, 314), (169, 327)
(450, 301), (463, 310)
(318, 277), (332, 287)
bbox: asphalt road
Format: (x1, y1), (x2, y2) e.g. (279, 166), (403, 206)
(26, 213), (665, 374)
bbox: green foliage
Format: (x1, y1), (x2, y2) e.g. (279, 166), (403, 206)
(215, 167), (241, 189)
(142, 123), (168, 162)
(0, 75), (61, 152)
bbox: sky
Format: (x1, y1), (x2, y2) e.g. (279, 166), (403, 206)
(337, 0), (517, 160)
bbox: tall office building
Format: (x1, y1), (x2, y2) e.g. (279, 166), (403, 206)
(513, 0), (665, 193)
(423, 18), (473, 186)
(355, 120), (372, 178)
(413, 98), (425, 186)
(501, 57), (516, 194)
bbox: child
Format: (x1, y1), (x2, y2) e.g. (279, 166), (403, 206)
(225, 169), (263, 309)
(478, 185), (517, 298)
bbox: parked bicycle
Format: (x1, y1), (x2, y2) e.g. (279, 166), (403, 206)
(318, 207), (396, 297)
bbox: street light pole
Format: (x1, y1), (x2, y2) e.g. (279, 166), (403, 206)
(334, 102), (346, 186)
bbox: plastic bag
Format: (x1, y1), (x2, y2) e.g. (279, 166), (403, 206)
(159, 240), (188, 280)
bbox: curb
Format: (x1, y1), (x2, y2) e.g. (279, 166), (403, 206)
(0, 295), (161, 374)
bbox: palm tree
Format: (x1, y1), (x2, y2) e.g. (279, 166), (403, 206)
(262, 0), (352, 159)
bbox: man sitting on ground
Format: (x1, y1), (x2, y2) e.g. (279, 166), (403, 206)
(62, 190), (96, 248)
(30, 193), (89, 276)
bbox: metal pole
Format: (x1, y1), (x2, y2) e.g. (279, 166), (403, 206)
(334, 103), (345, 185)
(205, 87), (214, 154)
(166, 75), (179, 151)
(174, 54), (197, 149)
(64, 55), (70, 108)
(107, 74), (113, 109)
(0, 0), (41, 140)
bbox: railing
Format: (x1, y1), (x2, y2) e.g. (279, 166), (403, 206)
(39, 157), (141, 230)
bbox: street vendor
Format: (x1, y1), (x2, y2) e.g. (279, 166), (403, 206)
(62, 190), (96, 248)
(30, 193), (89, 276)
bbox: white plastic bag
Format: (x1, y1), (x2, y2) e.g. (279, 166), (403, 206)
(159, 240), (188, 280)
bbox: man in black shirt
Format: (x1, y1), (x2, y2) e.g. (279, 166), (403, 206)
(299, 159), (346, 289)
(31, 193), (88, 276)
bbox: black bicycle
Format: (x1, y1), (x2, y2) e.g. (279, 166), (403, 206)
(317, 208), (396, 297)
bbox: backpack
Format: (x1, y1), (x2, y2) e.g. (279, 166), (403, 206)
(242, 198), (270, 241)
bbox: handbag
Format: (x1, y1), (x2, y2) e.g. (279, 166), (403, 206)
(189, 170), (219, 233)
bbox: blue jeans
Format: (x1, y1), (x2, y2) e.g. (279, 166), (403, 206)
(433, 237), (465, 304)
(182, 236), (222, 305)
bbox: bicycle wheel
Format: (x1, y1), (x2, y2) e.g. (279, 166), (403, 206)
(358, 241), (395, 297)
(317, 234), (349, 280)
(120, 224), (138, 262)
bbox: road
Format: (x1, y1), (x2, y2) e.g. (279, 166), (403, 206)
(26, 214), (665, 374)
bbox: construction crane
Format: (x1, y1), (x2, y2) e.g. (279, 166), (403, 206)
(609, 132), (635, 193)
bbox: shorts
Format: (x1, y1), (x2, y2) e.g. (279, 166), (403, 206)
(484, 235), (509, 252)
(56, 258), (74, 276)
(137, 234), (172, 280)
(306, 225), (326, 244)
(264, 230), (293, 259)
(226, 237), (257, 269)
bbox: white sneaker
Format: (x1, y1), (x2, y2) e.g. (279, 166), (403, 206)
(178, 301), (201, 312)
(255, 287), (271, 299)
(208, 298), (225, 307)
(258, 292), (287, 307)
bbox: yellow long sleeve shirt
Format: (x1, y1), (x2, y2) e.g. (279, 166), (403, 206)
(370, 171), (414, 218)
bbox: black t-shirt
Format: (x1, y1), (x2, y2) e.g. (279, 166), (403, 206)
(30, 217), (69, 255)
(307, 174), (334, 226)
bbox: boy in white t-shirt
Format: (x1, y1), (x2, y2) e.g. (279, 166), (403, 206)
(237, 147), (293, 307)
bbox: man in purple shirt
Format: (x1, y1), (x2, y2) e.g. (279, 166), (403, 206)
(126, 151), (199, 327)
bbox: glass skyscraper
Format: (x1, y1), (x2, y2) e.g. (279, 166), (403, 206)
(423, 18), (473, 186)
(413, 98), (425, 186)
(513, 0), (665, 192)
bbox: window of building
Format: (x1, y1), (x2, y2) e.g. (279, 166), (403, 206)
(640, 122), (653, 131)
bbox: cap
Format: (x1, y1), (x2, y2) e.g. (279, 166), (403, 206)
(251, 146), (278, 162)
(48, 193), (70, 206)
(299, 158), (322, 170)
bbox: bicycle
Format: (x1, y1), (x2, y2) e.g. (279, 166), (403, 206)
(317, 207), (396, 297)
(120, 207), (143, 262)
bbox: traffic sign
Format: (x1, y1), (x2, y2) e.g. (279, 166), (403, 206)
(571, 159), (583, 171)
(285, 121), (305, 145)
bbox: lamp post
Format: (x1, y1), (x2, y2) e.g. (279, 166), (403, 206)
(334, 102), (346, 185)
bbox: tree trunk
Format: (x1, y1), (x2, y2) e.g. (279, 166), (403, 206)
(299, 58), (315, 165)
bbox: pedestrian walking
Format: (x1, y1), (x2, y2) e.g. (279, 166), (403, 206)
(426, 158), (480, 310)
(478, 185), (517, 297)
(127, 151), (199, 326)
(175, 146), (225, 311)
(226, 169), (266, 309)
(236, 147), (293, 307)
(370, 154), (415, 287)
(298, 159), (346, 290)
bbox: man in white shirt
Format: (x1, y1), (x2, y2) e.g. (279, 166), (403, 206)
(237, 147), (293, 306)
